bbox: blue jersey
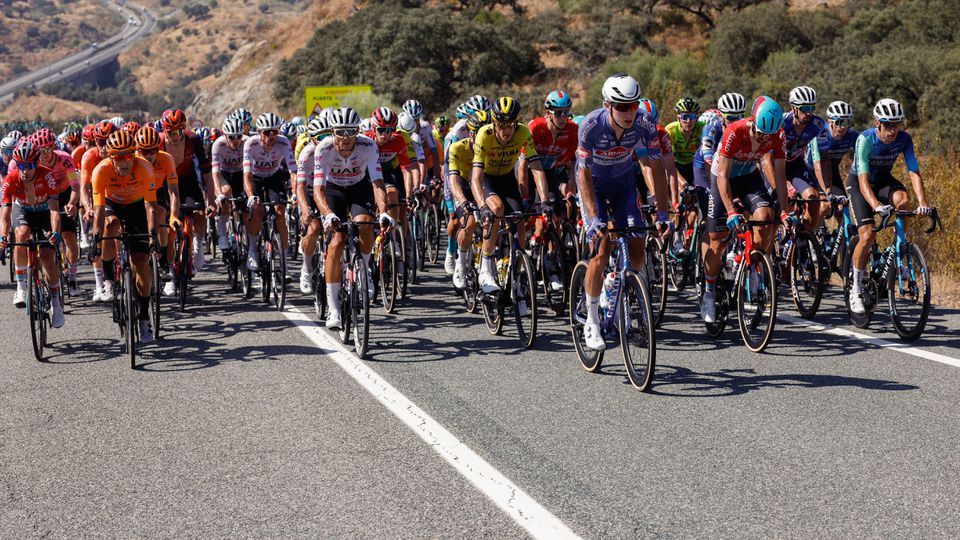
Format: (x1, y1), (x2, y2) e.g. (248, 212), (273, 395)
(805, 126), (858, 168)
(780, 112), (825, 162)
(851, 128), (919, 181)
(577, 107), (661, 181)
(692, 118), (724, 169)
(0, 157), (8, 178)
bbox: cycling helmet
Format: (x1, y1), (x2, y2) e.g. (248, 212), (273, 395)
(195, 126), (211, 142)
(328, 107), (362, 129)
(135, 126), (163, 151)
(255, 112), (283, 131)
(209, 128), (223, 142)
(371, 107), (398, 129)
(638, 98), (658, 123)
(675, 96), (701, 114)
(717, 93), (747, 114)
(466, 95), (492, 112)
(455, 104), (470, 119)
(106, 131), (136, 156)
(398, 111), (417, 133)
(109, 116), (126, 129)
(752, 96), (784, 134)
(434, 115), (451, 130)
(161, 109), (187, 130)
(34, 128), (56, 148)
(788, 85), (818, 106)
(491, 96), (521, 123)
(81, 125), (95, 143)
(826, 101), (853, 121)
(13, 140), (41, 164)
(1, 135), (20, 154)
(466, 110), (491, 132)
(601, 73), (642, 104)
(873, 98), (904, 122)
(232, 107), (253, 127)
(295, 125), (307, 136)
(699, 109), (721, 124)
(94, 120), (117, 142)
(122, 121), (141, 134)
(6, 130), (24, 141)
(545, 90), (573, 109)
(65, 130), (82, 146)
(279, 122), (297, 139)
(359, 118), (373, 132)
(401, 99), (423, 120)
(222, 117), (244, 136)
(307, 116), (330, 138)
(290, 116), (305, 127)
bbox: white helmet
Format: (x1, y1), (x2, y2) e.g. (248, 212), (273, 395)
(109, 116), (126, 129)
(328, 107), (362, 129)
(1, 135), (19, 153)
(398, 111), (418, 133)
(699, 110), (720, 125)
(717, 93), (747, 114)
(601, 73), (641, 104)
(307, 116), (330, 138)
(256, 112), (283, 131)
(789, 85), (818, 106)
(873, 99), (904, 123)
(401, 99), (423, 120)
(826, 101), (853, 120)
(222, 117), (244, 136)
(466, 95), (492, 113)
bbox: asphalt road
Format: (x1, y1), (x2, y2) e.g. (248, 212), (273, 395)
(0, 1), (155, 103)
(1, 248), (959, 538)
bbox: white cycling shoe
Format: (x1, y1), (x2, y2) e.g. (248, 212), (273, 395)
(12, 288), (26, 308)
(325, 310), (342, 330)
(300, 270), (314, 294)
(701, 288), (716, 324)
(101, 282), (116, 302)
(849, 291), (866, 314)
(444, 252), (455, 275)
(478, 269), (500, 294)
(452, 264), (466, 289)
(583, 322), (606, 351)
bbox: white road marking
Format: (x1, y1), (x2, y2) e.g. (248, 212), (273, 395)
(283, 308), (582, 540)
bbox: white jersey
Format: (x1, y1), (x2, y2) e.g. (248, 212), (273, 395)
(406, 131), (425, 162)
(418, 119), (436, 152)
(242, 135), (296, 178)
(211, 135), (245, 174)
(297, 141), (316, 193)
(443, 119), (469, 152)
(312, 135), (383, 188)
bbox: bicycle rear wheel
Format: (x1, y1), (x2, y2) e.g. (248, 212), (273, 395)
(888, 242), (930, 342)
(150, 253), (161, 339)
(620, 270), (656, 391)
(379, 236), (398, 313)
(225, 218), (239, 290)
(789, 230), (826, 319)
(463, 259), (479, 313)
(338, 265), (352, 345)
(259, 235), (271, 304)
(352, 255), (370, 358)
(644, 236), (667, 328)
(427, 205), (441, 264)
(568, 261), (603, 372)
(176, 234), (190, 312)
(269, 230), (287, 311)
(511, 249), (538, 349)
(539, 228), (566, 316)
(237, 222), (252, 298)
(28, 266), (44, 361)
(408, 222), (420, 285)
(735, 251), (777, 353)
(398, 229), (410, 299)
(124, 268), (137, 368)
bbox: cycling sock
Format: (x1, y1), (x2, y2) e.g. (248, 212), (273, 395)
(586, 294), (600, 324)
(447, 236), (457, 255)
(326, 283), (340, 311)
(68, 263), (78, 280)
(15, 266), (27, 290)
(458, 249), (469, 269)
(481, 254), (494, 274)
(704, 274), (717, 291)
(138, 295), (151, 320)
(103, 259), (116, 282)
(94, 267), (104, 290)
(215, 215), (227, 236)
(852, 267), (863, 292)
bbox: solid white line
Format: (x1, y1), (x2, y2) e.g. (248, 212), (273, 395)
(282, 307), (582, 540)
(779, 312), (960, 369)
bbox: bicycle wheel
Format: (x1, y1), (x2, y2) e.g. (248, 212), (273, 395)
(697, 255), (728, 338)
(427, 204), (441, 264)
(225, 218), (239, 290)
(735, 251), (777, 353)
(28, 266), (44, 361)
(206, 216), (217, 258)
(644, 236), (667, 328)
(57, 250), (70, 306)
(237, 222), (252, 298)
(39, 279), (49, 348)
(124, 268), (137, 368)
(620, 270), (656, 391)
(313, 253), (327, 320)
(463, 256), (479, 313)
(788, 230), (826, 319)
(568, 261), (603, 372)
(408, 222), (420, 285)
(176, 234), (190, 312)
(352, 255), (370, 358)
(511, 249), (538, 349)
(841, 235), (875, 328)
(888, 242), (930, 342)
(150, 253), (161, 340)
(338, 265), (352, 345)
(379, 235), (398, 314)
(269, 230), (287, 311)
(414, 212), (426, 273)
(539, 228), (565, 316)
(287, 208), (300, 262)
(397, 229), (409, 299)
(259, 234), (271, 304)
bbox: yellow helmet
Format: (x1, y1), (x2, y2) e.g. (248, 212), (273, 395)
(491, 96), (521, 123)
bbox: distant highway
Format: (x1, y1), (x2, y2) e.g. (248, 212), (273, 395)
(0, 0), (156, 104)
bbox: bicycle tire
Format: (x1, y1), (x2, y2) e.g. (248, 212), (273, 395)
(40, 278), (49, 349)
(176, 233), (190, 312)
(150, 253), (161, 340)
(339, 260), (352, 345)
(379, 235), (398, 314)
(841, 235), (875, 328)
(511, 249), (538, 349)
(428, 204), (441, 264)
(124, 267), (136, 368)
(620, 270), (656, 391)
(539, 228), (565, 316)
(352, 255), (370, 358)
(698, 254), (728, 338)
(408, 222), (420, 285)
(397, 229), (409, 299)
(888, 242), (931, 342)
(259, 234), (271, 305)
(568, 261), (603, 372)
(28, 266), (44, 361)
(57, 249), (70, 306)
(463, 259), (479, 313)
(789, 229), (826, 319)
(644, 236), (667, 328)
(207, 216), (217, 258)
(224, 218), (239, 290)
(237, 221), (253, 298)
(269, 230), (287, 311)
(735, 251), (777, 353)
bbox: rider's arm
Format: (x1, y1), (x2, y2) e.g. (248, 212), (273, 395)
(809, 137), (833, 193)
(661, 153), (680, 209)
(714, 154), (736, 213)
(854, 134), (881, 209)
(901, 134), (928, 208)
(47, 198), (61, 236)
(313, 185), (333, 217)
(767, 154), (790, 213)
(296, 183), (311, 218)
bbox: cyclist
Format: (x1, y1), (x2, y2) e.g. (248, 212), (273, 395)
(846, 99), (932, 314)
(665, 96), (704, 197)
(80, 121), (117, 302)
(231, 108), (254, 136)
(242, 112), (297, 272)
(0, 141), (65, 327)
(211, 116), (247, 251)
(135, 126), (180, 296)
(470, 96), (551, 294)
(312, 107), (392, 329)
(781, 86), (828, 231)
(2, 133), (22, 178)
(364, 107), (420, 230)
(577, 74), (672, 350)
(443, 97), (490, 275)
(635, 98), (680, 209)
(807, 100), (858, 211)
(402, 99), (442, 183)
(691, 93), (747, 222)
(295, 116), (331, 294)
(448, 110), (490, 289)
(32, 129), (82, 296)
(700, 96), (792, 324)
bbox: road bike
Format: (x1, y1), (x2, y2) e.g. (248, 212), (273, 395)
(10, 233), (58, 361)
(478, 210), (538, 349)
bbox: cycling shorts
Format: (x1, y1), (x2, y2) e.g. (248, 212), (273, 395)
(382, 166), (406, 199)
(846, 169), (906, 227)
(481, 171), (522, 214)
(676, 162), (694, 187)
(323, 180), (375, 221)
(581, 172), (644, 236)
(786, 158), (820, 195)
(105, 199), (150, 254)
(253, 169), (289, 205)
(706, 169), (774, 233)
(57, 187), (78, 234)
(11, 204), (52, 233)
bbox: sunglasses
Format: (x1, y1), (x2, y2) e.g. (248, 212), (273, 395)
(262, 130), (278, 137)
(227, 134), (243, 141)
(611, 102), (639, 112)
(678, 113), (698, 121)
(879, 121), (902, 129)
(493, 120), (517, 130)
(830, 118), (850, 128)
(548, 108), (571, 118)
(723, 113), (744, 121)
(375, 127), (395, 134)
(333, 128), (359, 138)
(2, 149), (13, 158)
(111, 152), (136, 162)
(17, 162), (38, 171)
(795, 105), (816, 113)
(139, 148), (159, 156)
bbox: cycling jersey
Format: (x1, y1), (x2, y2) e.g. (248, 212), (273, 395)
(142, 150), (178, 192)
(713, 118), (785, 178)
(806, 126), (859, 166)
(522, 116), (578, 172)
(294, 132), (312, 162)
(297, 140), (316, 195)
(91, 157), (157, 206)
(473, 123), (539, 176)
(405, 130), (426, 163)
(779, 112), (826, 162)
(417, 119), (436, 170)
(447, 138), (474, 179)
(692, 118), (724, 169)
(80, 146), (105, 187)
(39, 149), (79, 192)
(2, 165), (58, 207)
(444, 119), (469, 152)
(634, 124), (673, 160)
(312, 135), (383, 188)
(0, 157), (8, 178)
(243, 135), (296, 178)
(163, 131), (211, 182)
(665, 120), (705, 166)
(71, 145), (86, 171)
(851, 128), (919, 180)
(362, 131), (416, 173)
(577, 107), (660, 180)
(211, 136), (245, 175)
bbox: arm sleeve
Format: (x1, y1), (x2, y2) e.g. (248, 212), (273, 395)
(576, 122), (595, 170)
(312, 144), (327, 187)
(366, 144), (384, 183)
(702, 124), (721, 163)
(296, 150), (311, 185)
(211, 140), (222, 173)
(902, 133), (920, 173)
(284, 140), (298, 172)
(242, 139), (253, 174)
(854, 133), (872, 176)
(809, 136), (821, 163)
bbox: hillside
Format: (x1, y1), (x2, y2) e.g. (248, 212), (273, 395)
(0, 92), (108, 122)
(0, 0), (125, 80)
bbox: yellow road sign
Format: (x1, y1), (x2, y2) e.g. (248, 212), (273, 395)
(305, 86), (372, 117)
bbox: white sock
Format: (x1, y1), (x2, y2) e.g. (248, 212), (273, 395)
(216, 215), (227, 236)
(326, 283), (340, 312)
(458, 249), (469, 269)
(94, 268), (104, 290)
(852, 268), (863, 293)
(482, 255), (494, 275)
(362, 252), (371, 269)
(303, 253), (314, 273)
(586, 294), (600, 324)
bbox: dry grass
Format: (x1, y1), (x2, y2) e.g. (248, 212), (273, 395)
(0, 92), (107, 121)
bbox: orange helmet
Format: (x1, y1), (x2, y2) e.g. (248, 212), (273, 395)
(135, 126), (163, 151)
(122, 121), (141, 134)
(81, 124), (96, 143)
(106, 131), (136, 156)
(93, 120), (117, 142)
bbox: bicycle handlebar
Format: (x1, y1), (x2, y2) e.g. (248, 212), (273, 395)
(874, 208), (942, 234)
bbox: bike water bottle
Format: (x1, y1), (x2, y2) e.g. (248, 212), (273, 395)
(600, 272), (616, 311)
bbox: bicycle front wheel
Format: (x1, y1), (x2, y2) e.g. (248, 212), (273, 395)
(352, 255), (370, 358)
(644, 236), (668, 328)
(735, 251), (777, 353)
(568, 261), (603, 372)
(539, 228), (566, 316)
(28, 266), (44, 361)
(789, 230), (826, 319)
(124, 268), (137, 368)
(150, 252), (161, 340)
(379, 236), (398, 314)
(269, 230), (287, 311)
(888, 242), (931, 342)
(620, 270), (656, 391)
(427, 204), (441, 264)
(511, 249), (538, 349)
(176, 234), (190, 312)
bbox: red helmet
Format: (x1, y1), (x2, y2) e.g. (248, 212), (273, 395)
(209, 128), (222, 143)
(122, 121), (141, 134)
(161, 109), (187, 130)
(81, 124), (96, 143)
(65, 130), (82, 146)
(94, 120), (117, 142)
(13, 140), (41, 164)
(34, 128), (56, 148)
(371, 107), (397, 129)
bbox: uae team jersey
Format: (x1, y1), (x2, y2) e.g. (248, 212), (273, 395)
(242, 135), (296, 178)
(312, 135), (383, 188)
(211, 136), (246, 174)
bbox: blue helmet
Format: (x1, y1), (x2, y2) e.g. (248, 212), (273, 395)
(544, 90), (572, 109)
(638, 98), (658, 123)
(752, 96), (783, 134)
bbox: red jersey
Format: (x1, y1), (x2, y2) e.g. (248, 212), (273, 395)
(162, 130), (211, 181)
(39, 149), (79, 192)
(522, 116), (579, 171)
(713, 118), (785, 177)
(2, 165), (59, 207)
(363, 131), (414, 172)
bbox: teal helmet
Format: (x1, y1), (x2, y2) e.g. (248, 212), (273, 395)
(638, 98), (658, 123)
(752, 95), (783, 134)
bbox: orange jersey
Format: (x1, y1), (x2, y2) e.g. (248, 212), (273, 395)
(80, 146), (104, 187)
(71, 145), (86, 171)
(92, 157), (157, 206)
(140, 150), (178, 191)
